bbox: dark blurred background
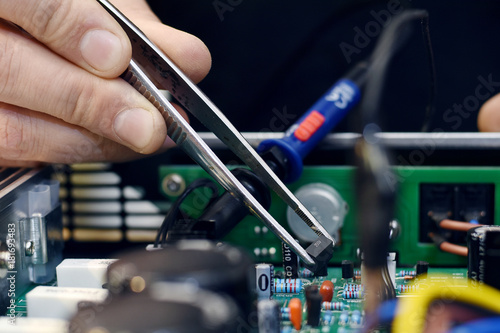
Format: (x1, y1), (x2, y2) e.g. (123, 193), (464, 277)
(146, 0), (500, 133)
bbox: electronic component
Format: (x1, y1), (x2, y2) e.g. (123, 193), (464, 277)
(322, 302), (345, 311)
(26, 286), (108, 319)
(341, 260), (354, 280)
(257, 299), (280, 333)
(106, 241), (254, 319)
(0, 317), (68, 333)
(342, 290), (363, 299)
(56, 259), (116, 289)
(255, 264), (274, 299)
(0, 168), (63, 315)
(286, 183), (347, 243)
(398, 285), (419, 293)
(273, 279), (303, 294)
(468, 225), (500, 289)
(71, 282), (238, 333)
(306, 291), (322, 327)
(416, 261), (429, 277)
(288, 298), (302, 330)
(319, 280), (334, 302)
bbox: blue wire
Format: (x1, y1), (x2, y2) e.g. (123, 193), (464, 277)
(377, 299), (398, 323)
(448, 317), (500, 333)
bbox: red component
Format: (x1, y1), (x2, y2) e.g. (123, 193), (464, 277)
(319, 280), (334, 302)
(294, 111), (325, 142)
(289, 298), (302, 330)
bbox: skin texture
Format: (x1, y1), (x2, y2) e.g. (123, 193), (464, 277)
(0, 0), (211, 166)
(478, 93), (500, 132)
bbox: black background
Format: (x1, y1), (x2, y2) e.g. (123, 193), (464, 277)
(146, 0), (500, 133)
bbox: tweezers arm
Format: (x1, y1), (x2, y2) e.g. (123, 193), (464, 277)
(123, 60), (316, 266)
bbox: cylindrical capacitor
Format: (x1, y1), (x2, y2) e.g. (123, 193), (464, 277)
(342, 260), (354, 279)
(286, 183), (347, 242)
(282, 242), (299, 279)
(320, 280), (334, 302)
(306, 292), (323, 327)
(468, 226), (500, 290)
(258, 300), (280, 333)
(255, 264), (274, 299)
(416, 261), (429, 277)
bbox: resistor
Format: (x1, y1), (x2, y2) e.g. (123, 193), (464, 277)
(351, 310), (362, 326)
(398, 285), (419, 293)
(398, 270), (416, 277)
(299, 268), (313, 278)
(322, 302), (344, 311)
(354, 270), (361, 276)
(274, 278), (302, 286)
(342, 290), (363, 299)
(339, 311), (349, 325)
(343, 284), (364, 292)
(273, 279), (303, 294)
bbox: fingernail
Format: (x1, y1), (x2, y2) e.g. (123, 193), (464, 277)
(80, 30), (124, 72)
(114, 108), (155, 150)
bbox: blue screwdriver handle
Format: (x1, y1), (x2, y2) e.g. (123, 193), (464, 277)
(258, 62), (367, 183)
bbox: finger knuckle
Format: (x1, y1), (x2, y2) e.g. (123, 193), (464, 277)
(0, 107), (34, 159)
(29, 0), (71, 41)
(0, 35), (23, 99)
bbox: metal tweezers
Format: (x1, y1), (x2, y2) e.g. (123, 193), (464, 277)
(97, 0), (333, 267)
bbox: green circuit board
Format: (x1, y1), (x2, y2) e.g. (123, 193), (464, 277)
(273, 267), (467, 332)
(159, 165), (500, 267)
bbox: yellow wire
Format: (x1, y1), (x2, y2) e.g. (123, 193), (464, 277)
(393, 277), (500, 332)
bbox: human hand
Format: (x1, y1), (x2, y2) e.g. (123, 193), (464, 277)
(478, 93), (500, 131)
(0, 0), (211, 166)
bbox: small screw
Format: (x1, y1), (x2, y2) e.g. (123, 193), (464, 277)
(162, 173), (186, 197)
(25, 240), (35, 256)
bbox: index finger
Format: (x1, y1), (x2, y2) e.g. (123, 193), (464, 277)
(0, 0), (132, 78)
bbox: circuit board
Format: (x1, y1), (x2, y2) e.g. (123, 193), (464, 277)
(159, 165), (500, 266)
(8, 267), (468, 333)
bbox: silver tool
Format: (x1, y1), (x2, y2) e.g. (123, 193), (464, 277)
(97, 0), (334, 267)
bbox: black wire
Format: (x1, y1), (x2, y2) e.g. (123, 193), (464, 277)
(154, 178), (219, 247)
(362, 10), (431, 125)
(420, 16), (438, 132)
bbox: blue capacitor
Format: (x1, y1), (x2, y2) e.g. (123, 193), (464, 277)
(351, 310), (362, 326)
(339, 311), (349, 325)
(323, 310), (333, 325)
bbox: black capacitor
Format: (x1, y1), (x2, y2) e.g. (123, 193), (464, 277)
(416, 261), (429, 277)
(342, 260), (354, 279)
(70, 283), (239, 333)
(106, 240), (255, 318)
(282, 242), (299, 279)
(306, 292), (323, 327)
(304, 285), (319, 310)
(467, 226), (500, 290)
(257, 300), (280, 333)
